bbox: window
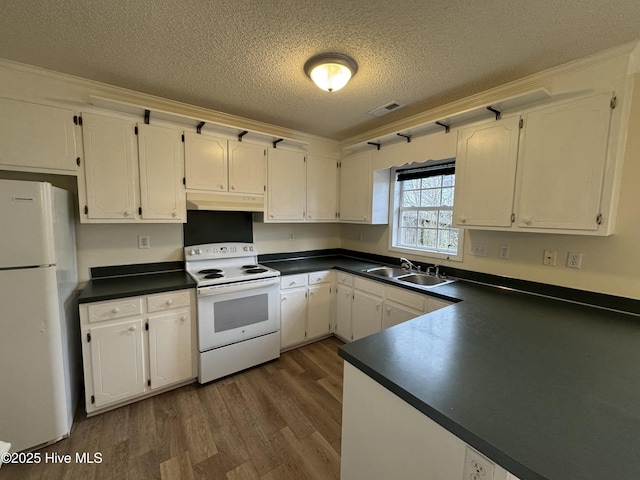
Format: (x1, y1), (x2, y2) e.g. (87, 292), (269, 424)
(389, 160), (463, 261)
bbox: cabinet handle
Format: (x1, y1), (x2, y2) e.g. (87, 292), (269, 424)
(166, 299), (173, 305)
(171, 211), (177, 218)
(376, 304), (381, 310)
(219, 184), (224, 189)
(180, 316), (186, 322)
(459, 217), (467, 224)
(127, 326), (136, 333)
(112, 308), (120, 314)
(270, 214), (274, 218)
(231, 186), (236, 190)
(124, 211), (132, 217)
(522, 217), (532, 225)
(282, 297), (287, 302)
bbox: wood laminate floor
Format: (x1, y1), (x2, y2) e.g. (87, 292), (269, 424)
(2, 336), (345, 480)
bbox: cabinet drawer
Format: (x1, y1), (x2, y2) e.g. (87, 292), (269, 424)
(308, 270), (332, 285)
(385, 286), (425, 312)
(353, 277), (385, 297)
(147, 290), (192, 313)
(336, 272), (353, 286)
(280, 274), (308, 290)
(88, 298), (143, 323)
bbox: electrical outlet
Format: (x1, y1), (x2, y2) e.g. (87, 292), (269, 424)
(567, 252), (583, 269)
(470, 243), (488, 256)
(543, 250), (556, 266)
(289, 232), (294, 241)
(138, 235), (150, 249)
(499, 245), (510, 259)
(463, 447), (495, 480)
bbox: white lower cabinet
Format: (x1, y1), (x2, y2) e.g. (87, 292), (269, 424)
(334, 271), (453, 343)
(280, 271), (334, 350)
(352, 290), (383, 341)
(80, 289), (196, 415)
(89, 318), (146, 408)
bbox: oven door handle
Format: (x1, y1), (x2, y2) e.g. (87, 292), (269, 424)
(198, 277), (280, 296)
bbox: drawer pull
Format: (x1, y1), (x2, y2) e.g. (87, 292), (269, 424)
(112, 308), (120, 314)
(127, 326), (136, 333)
(166, 300), (174, 305)
(180, 316), (186, 322)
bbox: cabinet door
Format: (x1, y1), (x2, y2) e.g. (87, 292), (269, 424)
(516, 93), (613, 231)
(453, 116), (521, 227)
(0, 98), (77, 173)
(89, 318), (146, 408)
(383, 301), (422, 329)
(228, 140), (266, 194)
(339, 151), (371, 222)
(82, 112), (138, 220)
(307, 154), (339, 221)
(148, 309), (193, 389)
(335, 284), (353, 341)
(307, 283), (332, 339)
(184, 132), (228, 191)
(352, 290), (383, 341)
(137, 123), (185, 221)
(280, 289), (307, 348)
(266, 148), (306, 221)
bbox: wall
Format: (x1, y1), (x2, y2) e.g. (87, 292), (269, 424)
(341, 74), (640, 300)
(253, 221), (341, 255)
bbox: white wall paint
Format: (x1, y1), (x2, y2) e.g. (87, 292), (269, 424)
(341, 75), (640, 300)
(253, 221), (341, 255)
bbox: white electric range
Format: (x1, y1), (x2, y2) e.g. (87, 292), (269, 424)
(185, 242), (281, 383)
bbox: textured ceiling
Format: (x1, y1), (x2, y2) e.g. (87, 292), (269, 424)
(1, 0), (639, 140)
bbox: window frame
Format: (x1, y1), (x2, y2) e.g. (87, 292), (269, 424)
(388, 161), (464, 262)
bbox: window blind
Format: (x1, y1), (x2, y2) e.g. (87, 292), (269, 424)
(396, 160), (455, 181)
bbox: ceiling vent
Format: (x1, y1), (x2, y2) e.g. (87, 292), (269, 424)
(368, 101), (405, 117)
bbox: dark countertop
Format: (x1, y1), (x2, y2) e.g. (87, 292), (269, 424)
(78, 271), (196, 303)
(267, 254), (640, 480)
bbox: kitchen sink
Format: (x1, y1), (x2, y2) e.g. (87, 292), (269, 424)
(363, 266), (407, 278)
(396, 273), (450, 287)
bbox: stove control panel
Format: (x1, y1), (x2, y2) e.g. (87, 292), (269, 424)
(185, 243), (257, 260)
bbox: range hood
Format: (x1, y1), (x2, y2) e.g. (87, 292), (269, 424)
(186, 192), (264, 212)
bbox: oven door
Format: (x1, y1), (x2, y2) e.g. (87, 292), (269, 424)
(197, 278), (280, 351)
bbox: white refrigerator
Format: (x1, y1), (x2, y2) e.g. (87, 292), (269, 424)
(0, 179), (80, 452)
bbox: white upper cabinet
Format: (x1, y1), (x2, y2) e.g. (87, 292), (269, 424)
(515, 92), (613, 232)
(184, 134), (266, 198)
(339, 150), (389, 224)
(79, 111), (185, 223)
(184, 132), (228, 192)
(265, 149), (339, 223)
(137, 123), (185, 221)
(81, 112), (139, 220)
(306, 154), (339, 221)
(0, 97), (78, 174)
(267, 147), (306, 221)
(453, 92), (618, 235)
(228, 139), (266, 195)
(453, 116), (521, 228)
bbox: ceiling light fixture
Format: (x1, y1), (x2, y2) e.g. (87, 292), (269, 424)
(304, 53), (358, 92)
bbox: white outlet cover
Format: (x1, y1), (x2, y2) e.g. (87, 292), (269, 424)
(567, 251), (583, 269)
(463, 447), (495, 480)
(138, 235), (150, 249)
(499, 245), (510, 259)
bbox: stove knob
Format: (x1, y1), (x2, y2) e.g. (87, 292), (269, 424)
(249, 246), (254, 251)
(196, 248), (203, 254)
(188, 249), (196, 256)
(244, 246), (249, 251)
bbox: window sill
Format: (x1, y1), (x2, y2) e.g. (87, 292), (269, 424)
(388, 244), (463, 262)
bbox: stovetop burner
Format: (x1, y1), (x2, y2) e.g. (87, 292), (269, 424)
(244, 268), (268, 274)
(204, 273), (224, 279)
(199, 268), (224, 274)
(241, 265), (258, 269)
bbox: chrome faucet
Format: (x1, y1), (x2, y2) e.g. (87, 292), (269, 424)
(426, 264), (440, 277)
(400, 257), (421, 272)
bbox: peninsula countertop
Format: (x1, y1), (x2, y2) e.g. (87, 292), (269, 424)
(265, 254), (640, 480)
